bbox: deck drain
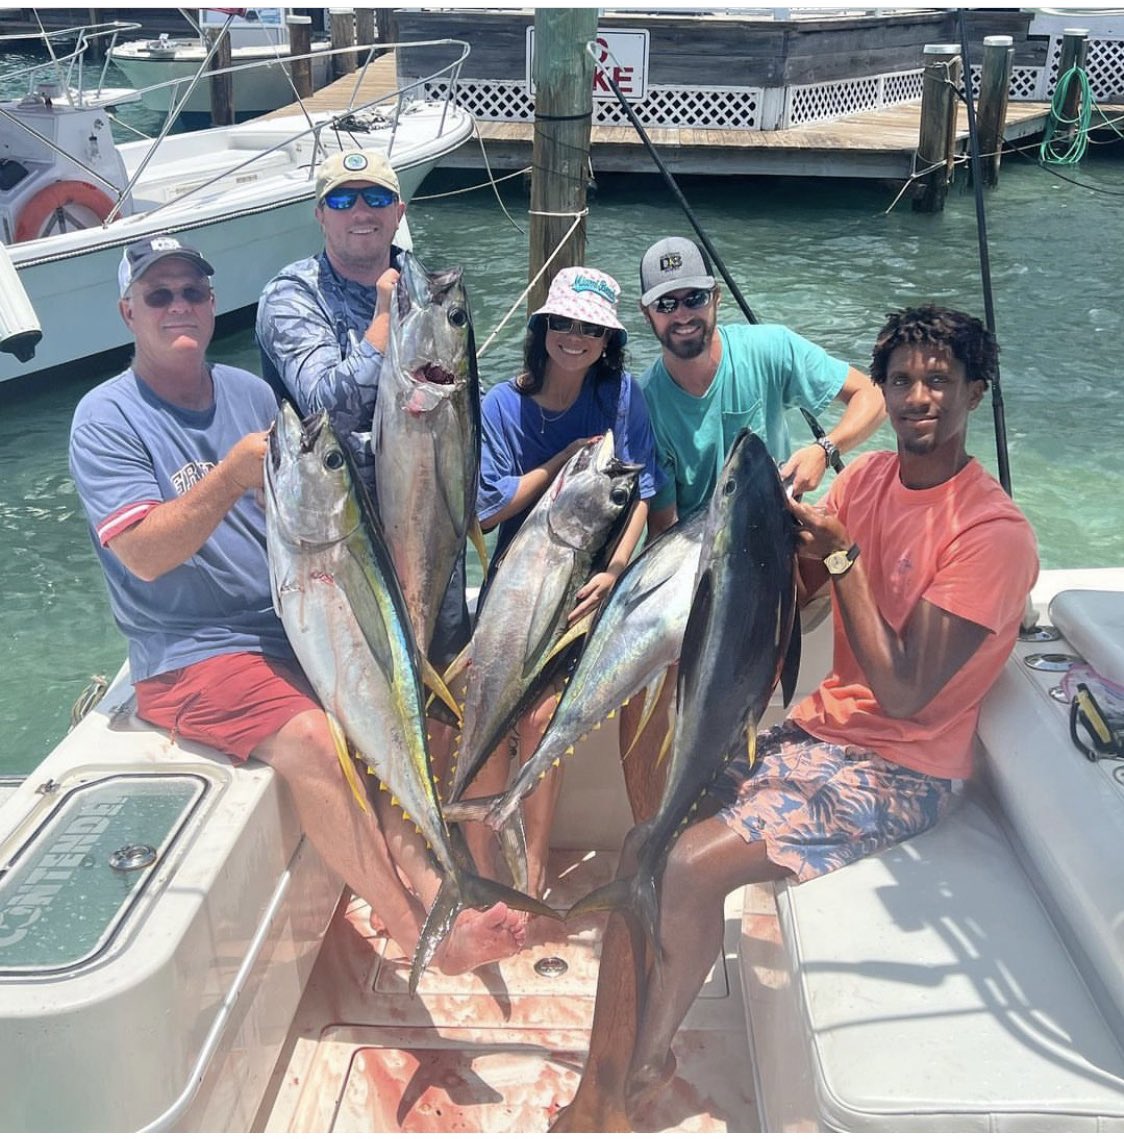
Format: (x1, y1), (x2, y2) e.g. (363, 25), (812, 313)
(1019, 624), (1060, 643)
(534, 956), (568, 978)
(1024, 652), (1081, 673)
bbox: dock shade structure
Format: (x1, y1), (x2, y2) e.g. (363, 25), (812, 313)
(0, 243), (40, 362)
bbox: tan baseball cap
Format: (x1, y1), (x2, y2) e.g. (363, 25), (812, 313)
(315, 149), (400, 203)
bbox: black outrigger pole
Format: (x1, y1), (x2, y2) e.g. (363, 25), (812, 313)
(957, 9), (1014, 496)
(597, 54), (842, 459)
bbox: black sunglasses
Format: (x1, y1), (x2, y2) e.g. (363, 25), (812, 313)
(322, 186), (399, 211)
(140, 284), (213, 309)
(651, 288), (713, 315)
(546, 314), (609, 338)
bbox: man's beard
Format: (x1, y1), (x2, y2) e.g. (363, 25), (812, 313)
(656, 314), (714, 360)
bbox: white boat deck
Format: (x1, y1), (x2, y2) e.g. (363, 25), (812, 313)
(262, 851), (758, 1132)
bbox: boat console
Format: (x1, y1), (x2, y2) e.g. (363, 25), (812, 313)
(0, 667), (339, 1131)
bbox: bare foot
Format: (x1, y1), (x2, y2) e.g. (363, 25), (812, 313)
(549, 1099), (631, 1133)
(626, 1049), (677, 1116)
(436, 902), (525, 975)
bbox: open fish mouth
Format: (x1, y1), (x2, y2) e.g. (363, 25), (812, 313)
(412, 362), (456, 386)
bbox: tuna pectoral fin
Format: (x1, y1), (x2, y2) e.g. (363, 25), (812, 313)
(422, 657), (462, 725)
(469, 518), (490, 581)
(441, 642), (472, 689)
(779, 614), (802, 707)
(326, 711), (371, 814)
(408, 869), (563, 994)
(542, 613), (594, 670)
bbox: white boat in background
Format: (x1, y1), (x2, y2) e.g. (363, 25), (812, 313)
(0, 22), (474, 387)
(108, 8), (334, 121)
(1, 568), (1122, 1130)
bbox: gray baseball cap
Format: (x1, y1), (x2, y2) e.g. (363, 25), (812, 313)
(640, 236), (716, 307)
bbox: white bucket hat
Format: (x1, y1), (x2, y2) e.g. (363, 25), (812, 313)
(531, 266), (628, 343)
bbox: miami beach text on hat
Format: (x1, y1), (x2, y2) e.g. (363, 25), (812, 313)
(571, 273), (619, 304)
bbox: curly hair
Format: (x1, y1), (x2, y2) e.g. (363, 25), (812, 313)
(870, 304), (998, 389)
(514, 315), (628, 400)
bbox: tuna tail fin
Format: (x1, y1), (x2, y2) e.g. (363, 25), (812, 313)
(564, 867), (661, 952)
(410, 874), (462, 995)
(441, 793), (531, 894)
(469, 517), (490, 581)
(408, 868), (564, 995)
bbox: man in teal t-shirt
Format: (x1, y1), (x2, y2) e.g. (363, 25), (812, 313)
(637, 236), (885, 533)
(615, 237), (887, 827)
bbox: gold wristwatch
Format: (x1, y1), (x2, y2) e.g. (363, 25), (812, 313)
(824, 542), (860, 577)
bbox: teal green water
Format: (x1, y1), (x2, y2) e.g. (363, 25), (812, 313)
(1, 122), (1123, 775)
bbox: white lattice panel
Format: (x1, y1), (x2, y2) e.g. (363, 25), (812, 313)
(785, 70), (923, 128)
(418, 78), (761, 129)
(968, 64), (1050, 100)
(1046, 35), (1124, 100)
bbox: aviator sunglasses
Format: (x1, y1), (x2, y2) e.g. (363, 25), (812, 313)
(139, 284), (213, 308)
(651, 288), (713, 315)
(322, 186), (400, 211)
(546, 314), (608, 338)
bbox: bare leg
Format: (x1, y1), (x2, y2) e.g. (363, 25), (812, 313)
(517, 688), (563, 898)
(618, 668), (677, 823)
(456, 735), (514, 879)
(254, 709), (427, 956)
(551, 828), (649, 1133)
(627, 817), (789, 1104)
(257, 710), (522, 975)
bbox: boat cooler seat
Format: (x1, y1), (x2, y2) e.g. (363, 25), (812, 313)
(740, 585), (1124, 1131)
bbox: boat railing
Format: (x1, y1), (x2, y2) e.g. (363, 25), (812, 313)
(0, 21), (144, 106)
(106, 38), (471, 228)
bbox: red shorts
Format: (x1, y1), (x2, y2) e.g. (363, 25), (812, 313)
(135, 652), (320, 763)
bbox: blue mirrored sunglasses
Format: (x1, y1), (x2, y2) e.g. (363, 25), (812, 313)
(322, 186), (399, 211)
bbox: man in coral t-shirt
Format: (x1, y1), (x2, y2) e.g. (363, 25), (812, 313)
(554, 304), (1038, 1131)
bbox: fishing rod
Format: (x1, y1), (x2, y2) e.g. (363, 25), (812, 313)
(593, 47), (840, 461)
(956, 9), (1014, 497)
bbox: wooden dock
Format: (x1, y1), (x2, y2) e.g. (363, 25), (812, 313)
(256, 51), (1052, 183)
(255, 50), (401, 122)
(461, 100), (1054, 181)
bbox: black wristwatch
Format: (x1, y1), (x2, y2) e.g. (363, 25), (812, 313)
(816, 436), (842, 473)
(824, 542), (860, 577)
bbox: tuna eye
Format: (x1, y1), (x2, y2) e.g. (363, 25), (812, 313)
(448, 307), (469, 329)
(610, 487), (630, 506)
(723, 477), (736, 495)
(324, 449), (345, 471)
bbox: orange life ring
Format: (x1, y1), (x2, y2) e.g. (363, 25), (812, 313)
(14, 180), (116, 243)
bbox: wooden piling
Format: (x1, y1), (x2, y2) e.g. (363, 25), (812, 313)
(330, 8), (357, 79)
(287, 15), (314, 99)
(913, 43), (961, 213)
(977, 35), (1014, 187)
(206, 27), (234, 126)
(527, 9), (599, 312)
(376, 9), (398, 46)
(355, 9), (376, 51)
(1057, 27), (1089, 146)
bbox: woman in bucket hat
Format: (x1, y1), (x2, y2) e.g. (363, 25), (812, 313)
(464, 266), (665, 900)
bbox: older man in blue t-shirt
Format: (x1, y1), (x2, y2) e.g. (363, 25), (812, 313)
(69, 233), (525, 976)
